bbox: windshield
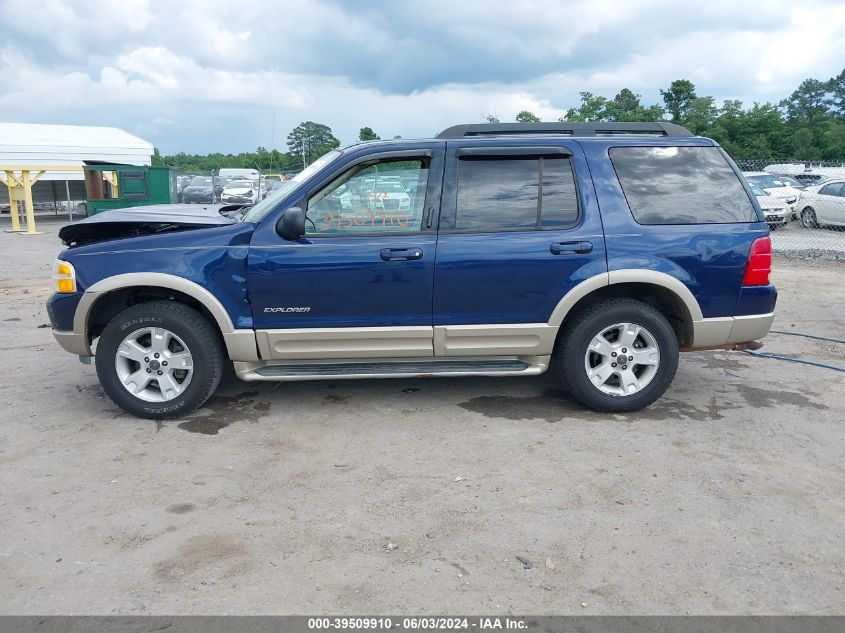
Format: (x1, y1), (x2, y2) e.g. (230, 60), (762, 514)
(775, 175), (802, 187)
(747, 174), (785, 188)
(748, 183), (766, 196)
(242, 150), (343, 223)
(190, 177), (212, 186)
(227, 180), (254, 189)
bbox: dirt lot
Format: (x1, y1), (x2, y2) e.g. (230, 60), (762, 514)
(1, 219), (844, 615)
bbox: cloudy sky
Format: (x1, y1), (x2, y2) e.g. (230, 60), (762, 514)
(1, 0), (844, 154)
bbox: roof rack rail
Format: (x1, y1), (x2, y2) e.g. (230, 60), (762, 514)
(435, 122), (693, 138)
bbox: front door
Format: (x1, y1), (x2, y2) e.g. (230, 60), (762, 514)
(248, 147), (444, 359)
(432, 141), (607, 356)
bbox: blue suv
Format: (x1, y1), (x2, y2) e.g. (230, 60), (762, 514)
(47, 122), (776, 419)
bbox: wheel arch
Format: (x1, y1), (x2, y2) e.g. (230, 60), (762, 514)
(76, 273), (235, 338)
(549, 270), (702, 347)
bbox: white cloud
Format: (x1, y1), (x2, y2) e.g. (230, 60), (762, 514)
(0, 0), (843, 152)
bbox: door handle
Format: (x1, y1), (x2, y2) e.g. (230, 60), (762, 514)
(550, 240), (593, 255)
(380, 247), (423, 261)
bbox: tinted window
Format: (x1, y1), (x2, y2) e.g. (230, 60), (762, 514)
(306, 159), (428, 235)
(820, 182), (843, 196)
(610, 147), (757, 224)
(541, 158), (579, 229)
(455, 157), (578, 231)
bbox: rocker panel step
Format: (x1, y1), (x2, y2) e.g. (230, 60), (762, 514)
(254, 358), (530, 378)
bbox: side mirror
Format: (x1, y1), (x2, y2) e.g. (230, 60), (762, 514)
(276, 206), (306, 240)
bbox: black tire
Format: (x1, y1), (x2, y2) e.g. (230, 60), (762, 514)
(801, 207), (818, 229)
(95, 301), (225, 419)
(557, 299), (679, 413)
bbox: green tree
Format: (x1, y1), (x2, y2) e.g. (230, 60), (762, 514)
(515, 110), (541, 123)
(562, 92), (610, 121)
(683, 96), (718, 135)
(286, 121), (340, 165)
(358, 126), (380, 141)
(830, 68), (845, 118)
(780, 78), (831, 125)
(791, 127), (821, 159)
(661, 79), (697, 122)
(485, 114), (500, 123)
(607, 88), (642, 121)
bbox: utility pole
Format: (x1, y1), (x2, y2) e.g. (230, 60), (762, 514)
(269, 111), (275, 175)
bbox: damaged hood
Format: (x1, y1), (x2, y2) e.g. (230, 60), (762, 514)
(59, 204), (236, 246)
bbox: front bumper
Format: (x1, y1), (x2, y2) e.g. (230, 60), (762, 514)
(183, 193), (214, 203)
(53, 330), (91, 355)
(222, 194), (255, 204)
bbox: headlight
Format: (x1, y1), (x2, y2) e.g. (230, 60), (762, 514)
(54, 260), (76, 293)
(786, 196), (798, 204)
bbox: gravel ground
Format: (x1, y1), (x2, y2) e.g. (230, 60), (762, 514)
(1, 219), (844, 615)
(770, 222), (845, 260)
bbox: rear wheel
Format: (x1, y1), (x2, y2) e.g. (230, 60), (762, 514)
(557, 299), (679, 413)
(801, 207), (819, 229)
(95, 301), (225, 419)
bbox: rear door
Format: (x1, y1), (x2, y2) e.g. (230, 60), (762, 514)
(816, 181), (845, 223)
(432, 141), (607, 355)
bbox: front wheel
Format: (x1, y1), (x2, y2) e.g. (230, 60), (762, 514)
(557, 299), (679, 413)
(95, 301), (225, 419)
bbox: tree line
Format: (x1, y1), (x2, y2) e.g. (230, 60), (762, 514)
(153, 67), (845, 173)
(505, 68), (845, 160)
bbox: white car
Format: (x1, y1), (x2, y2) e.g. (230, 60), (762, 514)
(221, 179), (258, 205)
(743, 172), (801, 218)
(794, 179), (845, 229)
(748, 183), (790, 229)
(367, 181), (411, 212)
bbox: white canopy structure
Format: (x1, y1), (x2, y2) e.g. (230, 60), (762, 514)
(0, 123), (154, 232)
(0, 122), (153, 182)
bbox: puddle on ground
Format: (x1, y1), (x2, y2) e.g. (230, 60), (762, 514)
(738, 385), (827, 410)
(177, 391), (272, 435)
(645, 396), (724, 421)
(457, 388), (579, 423)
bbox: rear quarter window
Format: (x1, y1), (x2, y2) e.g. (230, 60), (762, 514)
(609, 146), (758, 224)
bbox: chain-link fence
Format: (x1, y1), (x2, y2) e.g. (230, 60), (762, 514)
(174, 169), (299, 206)
(735, 159), (845, 261)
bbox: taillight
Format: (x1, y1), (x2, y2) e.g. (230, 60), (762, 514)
(742, 237), (772, 286)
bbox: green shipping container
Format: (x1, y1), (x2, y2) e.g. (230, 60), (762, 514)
(83, 163), (176, 215)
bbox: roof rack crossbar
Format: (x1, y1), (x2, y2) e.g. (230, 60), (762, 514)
(435, 122), (693, 138)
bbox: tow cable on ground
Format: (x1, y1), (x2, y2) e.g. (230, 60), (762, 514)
(736, 330), (845, 372)
(769, 330), (845, 346)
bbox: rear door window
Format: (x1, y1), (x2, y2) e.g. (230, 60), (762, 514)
(454, 156), (578, 231)
(609, 146), (758, 224)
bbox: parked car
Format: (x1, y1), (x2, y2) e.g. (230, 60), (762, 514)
(221, 179), (258, 205)
(748, 182), (790, 229)
(367, 180), (412, 212)
(181, 176), (215, 204)
(794, 179), (845, 229)
(49, 122), (775, 419)
(770, 174), (806, 190)
(764, 163), (844, 186)
(219, 168), (260, 181)
(743, 172), (801, 212)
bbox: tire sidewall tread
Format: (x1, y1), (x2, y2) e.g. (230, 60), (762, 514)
(95, 301), (225, 419)
(557, 298), (679, 413)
